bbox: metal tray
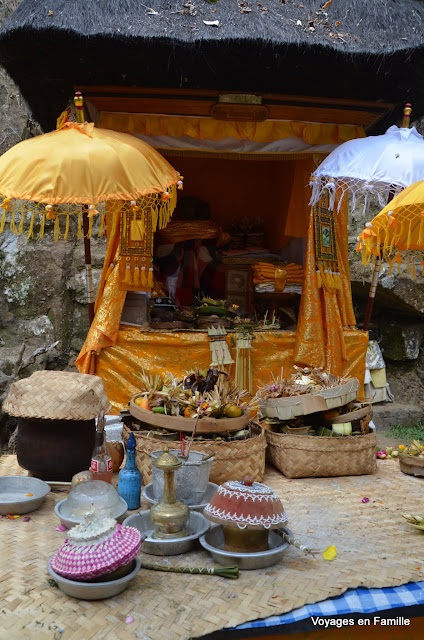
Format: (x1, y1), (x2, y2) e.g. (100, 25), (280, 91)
(0, 476), (50, 515)
(199, 525), (292, 570)
(123, 509), (210, 556)
(54, 497), (128, 529)
(142, 482), (218, 512)
(47, 557), (140, 600)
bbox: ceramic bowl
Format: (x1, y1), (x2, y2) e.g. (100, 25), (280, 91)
(123, 510), (209, 555)
(142, 482), (218, 512)
(0, 476), (50, 515)
(54, 497), (128, 529)
(47, 557), (140, 600)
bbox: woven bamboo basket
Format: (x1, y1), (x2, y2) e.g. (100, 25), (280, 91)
(122, 423), (266, 484)
(266, 430), (377, 478)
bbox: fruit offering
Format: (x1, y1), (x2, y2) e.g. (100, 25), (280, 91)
(133, 368), (248, 419)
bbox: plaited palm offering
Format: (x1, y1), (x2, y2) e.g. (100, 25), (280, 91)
(204, 476), (288, 553)
(399, 440), (424, 477)
(51, 512), (142, 582)
(256, 366), (359, 422)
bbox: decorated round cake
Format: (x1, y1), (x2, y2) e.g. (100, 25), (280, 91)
(51, 512), (142, 581)
(204, 476), (288, 530)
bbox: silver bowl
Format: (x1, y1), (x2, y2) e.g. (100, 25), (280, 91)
(123, 509), (210, 555)
(199, 525), (292, 570)
(54, 497), (128, 529)
(0, 476), (50, 515)
(47, 557), (140, 600)
(142, 482), (218, 512)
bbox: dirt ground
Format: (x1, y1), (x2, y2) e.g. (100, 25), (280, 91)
(376, 432), (406, 450)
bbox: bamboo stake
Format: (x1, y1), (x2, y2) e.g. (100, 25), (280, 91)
(139, 561), (239, 579)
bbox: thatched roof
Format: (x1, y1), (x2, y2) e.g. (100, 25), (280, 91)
(2, 0), (424, 130)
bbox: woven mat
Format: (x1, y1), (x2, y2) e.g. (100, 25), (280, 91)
(1, 455), (424, 640)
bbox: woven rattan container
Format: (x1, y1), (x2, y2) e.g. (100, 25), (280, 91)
(266, 430), (377, 479)
(122, 423), (266, 485)
(4, 371), (111, 482)
(3, 371), (111, 420)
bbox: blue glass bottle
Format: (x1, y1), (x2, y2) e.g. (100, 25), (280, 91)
(118, 432), (142, 510)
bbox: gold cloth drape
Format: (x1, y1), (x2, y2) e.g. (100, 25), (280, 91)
(94, 328), (367, 413)
(294, 197), (359, 376)
(76, 206), (127, 374)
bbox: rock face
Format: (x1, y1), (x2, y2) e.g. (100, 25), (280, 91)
(348, 190), (424, 428)
(0, 2), (108, 443)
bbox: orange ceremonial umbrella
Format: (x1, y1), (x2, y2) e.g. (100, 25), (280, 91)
(0, 93), (181, 322)
(357, 179), (424, 277)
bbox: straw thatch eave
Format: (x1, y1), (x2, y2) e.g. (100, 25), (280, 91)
(2, 0), (424, 131)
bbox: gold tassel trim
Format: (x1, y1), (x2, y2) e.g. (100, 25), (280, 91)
(64, 214), (70, 241)
(148, 268), (154, 289)
(140, 266), (148, 288)
(26, 212), (35, 240)
(98, 211), (105, 237)
(0, 207), (6, 234)
(10, 210), (17, 234)
(39, 214), (46, 238)
(18, 211), (25, 235)
(54, 215), (60, 241)
(77, 211), (83, 239)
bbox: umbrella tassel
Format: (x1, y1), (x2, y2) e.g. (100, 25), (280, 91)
(39, 214), (46, 238)
(18, 211), (25, 235)
(64, 214), (70, 241)
(26, 212), (35, 240)
(53, 215), (61, 241)
(413, 259), (417, 279)
(0, 207), (6, 234)
(77, 210), (83, 239)
(98, 210), (105, 237)
(10, 209), (17, 234)
(87, 215), (94, 239)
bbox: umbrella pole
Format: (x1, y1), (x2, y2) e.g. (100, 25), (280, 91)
(362, 184), (398, 332)
(82, 205), (95, 325)
(362, 257), (380, 331)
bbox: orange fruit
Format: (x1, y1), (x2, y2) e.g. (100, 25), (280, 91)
(134, 397), (151, 410)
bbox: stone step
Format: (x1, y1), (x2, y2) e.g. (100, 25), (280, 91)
(371, 403), (423, 431)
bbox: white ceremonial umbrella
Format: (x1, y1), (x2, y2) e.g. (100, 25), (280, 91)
(309, 108), (424, 214)
(309, 105), (424, 330)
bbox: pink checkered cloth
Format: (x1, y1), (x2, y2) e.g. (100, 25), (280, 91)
(51, 524), (141, 581)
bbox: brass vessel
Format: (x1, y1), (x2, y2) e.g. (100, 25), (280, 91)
(150, 445), (189, 539)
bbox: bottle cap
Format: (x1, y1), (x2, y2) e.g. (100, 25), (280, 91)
(127, 432), (136, 450)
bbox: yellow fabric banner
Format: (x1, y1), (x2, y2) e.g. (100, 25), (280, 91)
(294, 195), (358, 376)
(93, 328), (367, 413)
(98, 112), (365, 146)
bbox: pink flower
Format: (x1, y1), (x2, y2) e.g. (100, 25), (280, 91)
(361, 497), (370, 503)
(126, 616), (134, 625)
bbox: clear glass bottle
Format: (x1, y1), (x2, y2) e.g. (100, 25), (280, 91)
(91, 426), (113, 483)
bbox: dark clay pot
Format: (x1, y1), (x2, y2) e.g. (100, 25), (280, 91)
(17, 417), (96, 482)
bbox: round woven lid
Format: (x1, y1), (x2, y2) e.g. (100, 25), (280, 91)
(3, 370), (111, 420)
(51, 515), (141, 581)
(204, 478), (288, 530)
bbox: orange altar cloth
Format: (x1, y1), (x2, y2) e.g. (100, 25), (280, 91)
(95, 327), (368, 412)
